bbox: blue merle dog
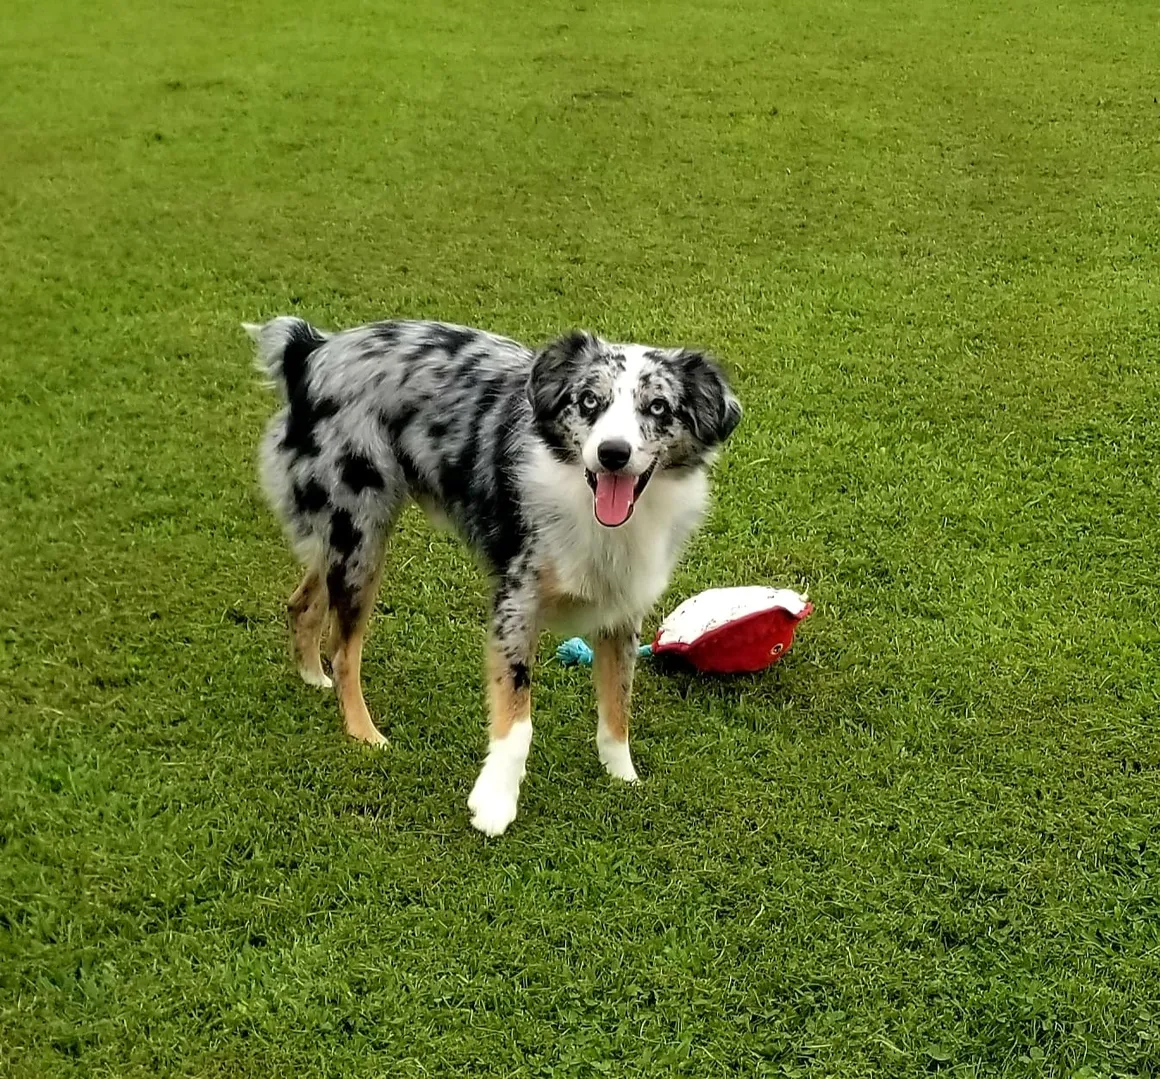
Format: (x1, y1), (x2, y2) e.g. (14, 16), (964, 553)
(246, 316), (741, 835)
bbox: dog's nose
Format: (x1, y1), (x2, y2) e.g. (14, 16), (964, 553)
(597, 439), (632, 471)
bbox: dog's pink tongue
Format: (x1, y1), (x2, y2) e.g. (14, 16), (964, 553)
(594, 472), (635, 527)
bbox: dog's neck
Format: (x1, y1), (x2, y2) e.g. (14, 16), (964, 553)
(519, 442), (710, 633)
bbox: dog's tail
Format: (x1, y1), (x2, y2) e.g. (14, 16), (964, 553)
(243, 316), (330, 400)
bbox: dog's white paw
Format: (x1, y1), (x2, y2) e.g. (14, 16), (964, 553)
(601, 750), (639, 783)
(299, 667), (333, 690)
(597, 727), (639, 783)
(347, 724), (388, 749)
(468, 771), (520, 836)
(468, 719), (531, 836)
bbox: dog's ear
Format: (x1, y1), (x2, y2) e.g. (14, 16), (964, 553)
(527, 331), (598, 415)
(676, 350), (742, 446)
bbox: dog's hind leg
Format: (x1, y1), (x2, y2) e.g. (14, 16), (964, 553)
(258, 413), (335, 690)
(323, 495), (402, 748)
(288, 567), (331, 689)
(326, 545), (387, 747)
(468, 573), (538, 836)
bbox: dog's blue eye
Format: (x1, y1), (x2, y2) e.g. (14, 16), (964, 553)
(579, 391), (599, 413)
(648, 398), (670, 418)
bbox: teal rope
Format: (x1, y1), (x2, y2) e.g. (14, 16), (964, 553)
(556, 638), (653, 667)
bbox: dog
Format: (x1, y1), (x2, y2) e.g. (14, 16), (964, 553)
(246, 316), (741, 835)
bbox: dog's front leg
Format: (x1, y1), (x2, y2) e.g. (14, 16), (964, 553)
(468, 579), (537, 836)
(593, 625), (641, 782)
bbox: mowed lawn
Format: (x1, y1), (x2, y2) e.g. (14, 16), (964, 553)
(2, 0), (1159, 1075)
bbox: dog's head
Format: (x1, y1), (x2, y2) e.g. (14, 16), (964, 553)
(528, 331), (742, 527)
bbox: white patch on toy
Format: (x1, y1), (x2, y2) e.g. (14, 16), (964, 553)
(655, 587), (810, 647)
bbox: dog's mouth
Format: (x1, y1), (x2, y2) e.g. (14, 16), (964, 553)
(585, 461), (657, 527)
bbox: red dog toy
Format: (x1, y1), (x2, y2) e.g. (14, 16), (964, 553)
(557, 587), (812, 674)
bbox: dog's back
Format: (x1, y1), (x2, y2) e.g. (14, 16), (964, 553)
(251, 317), (535, 570)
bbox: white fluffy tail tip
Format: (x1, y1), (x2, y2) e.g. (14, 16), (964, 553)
(241, 321), (262, 342)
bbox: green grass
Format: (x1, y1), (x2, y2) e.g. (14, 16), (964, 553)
(2, 0), (1160, 1074)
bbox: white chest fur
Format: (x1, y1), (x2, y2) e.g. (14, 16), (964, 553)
(523, 448), (710, 634)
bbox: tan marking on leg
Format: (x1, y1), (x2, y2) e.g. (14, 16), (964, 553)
(288, 568), (330, 687)
(593, 634), (633, 743)
(485, 638), (531, 740)
(594, 630), (639, 781)
(329, 566), (387, 748)
(469, 638), (534, 835)
(332, 626), (386, 746)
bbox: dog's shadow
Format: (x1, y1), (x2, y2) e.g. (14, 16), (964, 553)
(647, 651), (800, 698)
